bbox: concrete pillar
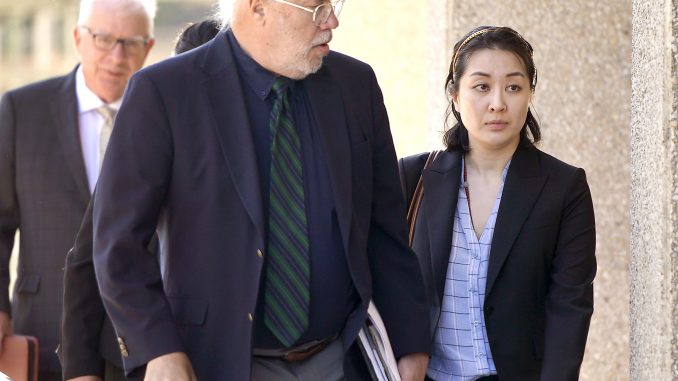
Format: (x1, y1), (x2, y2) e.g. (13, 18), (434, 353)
(629, 0), (678, 379)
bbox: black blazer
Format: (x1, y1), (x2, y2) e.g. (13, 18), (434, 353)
(0, 68), (90, 372)
(399, 146), (596, 381)
(92, 31), (429, 379)
(59, 195), (155, 380)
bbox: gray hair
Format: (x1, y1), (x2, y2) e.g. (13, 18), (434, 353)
(218, 0), (236, 25)
(78, 0), (157, 35)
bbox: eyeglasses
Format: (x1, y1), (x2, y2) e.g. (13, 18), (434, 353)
(79, 26), (151, 54)
(273, 0), (345, 26)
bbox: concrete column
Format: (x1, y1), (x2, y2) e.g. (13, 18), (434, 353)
(629, 0), (678, 379)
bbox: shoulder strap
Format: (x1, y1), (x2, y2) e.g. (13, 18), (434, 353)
(407, 150), (442, 246)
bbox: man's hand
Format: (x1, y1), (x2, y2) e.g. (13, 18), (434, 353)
(397, 352), (429, 381)
(67, 376), (103, 381)
(144, 352), (197, 381)
(0, 311), (12, 354)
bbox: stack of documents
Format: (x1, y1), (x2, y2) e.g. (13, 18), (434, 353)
(357, 301), (401, 381)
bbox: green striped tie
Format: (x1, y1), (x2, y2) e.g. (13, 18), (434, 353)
(264, 78), (310, 346)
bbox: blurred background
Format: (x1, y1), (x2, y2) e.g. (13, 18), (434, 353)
(0, 1), (632, 380)
(0, 0), (219, 91)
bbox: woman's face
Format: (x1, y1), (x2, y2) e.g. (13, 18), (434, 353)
(453, 48), (532, 152)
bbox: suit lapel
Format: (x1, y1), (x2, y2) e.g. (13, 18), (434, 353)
(302, 67), (352, 252)
(422, 150), (461, 304)
(202, 32), (265, 239)
(486, 146), (547, 294)
(53, 68), (90, 202)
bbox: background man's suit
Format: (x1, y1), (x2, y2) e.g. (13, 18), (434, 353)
(93, 32), (429, 379)
(399, 146), (596, 381)
(60, 195), (153, 380)
(0, 68), (89, 375)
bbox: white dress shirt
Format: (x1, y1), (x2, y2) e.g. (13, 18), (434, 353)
(75, 66), (121, 192)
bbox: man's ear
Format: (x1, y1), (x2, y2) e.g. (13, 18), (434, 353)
(250, 0), (266, 24)
(73, 26), (83, 55)
(142, 38), (155, 59)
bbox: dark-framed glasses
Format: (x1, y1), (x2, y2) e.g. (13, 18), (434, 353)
(79, 26), (151, 54)
(273, 0), (345, 26)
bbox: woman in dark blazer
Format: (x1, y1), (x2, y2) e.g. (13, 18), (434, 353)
(399, 26), (596, 381)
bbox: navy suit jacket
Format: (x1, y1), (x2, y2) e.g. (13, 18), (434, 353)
(399, 146), (596, 381)
(0, 68), (90, 372)
(60, 193), (154, 380)
(93, 32), (429, 379)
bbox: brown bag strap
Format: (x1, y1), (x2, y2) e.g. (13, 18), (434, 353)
(407, 150), (442, 246)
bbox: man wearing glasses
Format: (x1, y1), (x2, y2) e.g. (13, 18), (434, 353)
(0, 0), (154, 380)
(92, 0), (430, 380)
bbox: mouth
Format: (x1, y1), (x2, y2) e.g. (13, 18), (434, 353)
(102, 68), (126, 78)
(313, 32), (332, 49)
(485, 120), (509, 130)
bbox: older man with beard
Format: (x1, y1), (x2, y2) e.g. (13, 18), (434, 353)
(91, 1), (430, 380)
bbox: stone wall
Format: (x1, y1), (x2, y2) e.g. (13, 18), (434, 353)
(630, 0), (678, 379)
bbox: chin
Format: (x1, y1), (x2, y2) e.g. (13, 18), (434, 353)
(306, 57), (325, 75)
(99, 88), (124, 103)
(286, 58), (324, 80)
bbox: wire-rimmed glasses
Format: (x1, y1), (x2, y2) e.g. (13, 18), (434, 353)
(273, 0), (345, 26)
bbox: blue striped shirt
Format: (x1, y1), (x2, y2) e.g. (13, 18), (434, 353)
(427, 158), (510, 381)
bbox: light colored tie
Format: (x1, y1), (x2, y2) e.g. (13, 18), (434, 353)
(96, 105), (116, 170)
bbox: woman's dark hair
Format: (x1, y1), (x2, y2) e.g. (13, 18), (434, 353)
(443, 26), (541, 151)
(173, 19), (221, 55)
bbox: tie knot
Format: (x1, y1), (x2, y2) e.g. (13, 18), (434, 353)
(271, 77), (289, 98)
(96, 105), (116, 125)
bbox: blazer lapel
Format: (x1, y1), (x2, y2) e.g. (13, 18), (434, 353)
(422, 150), (461, 304)
(53, 68), (90, 202)
(302, 68), (352, 252)
(202, 32), (265, 239)
(486, 146), (547, 294)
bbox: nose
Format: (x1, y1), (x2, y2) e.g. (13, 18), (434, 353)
(321, 11), (339, 30)
(109, 41), (126, 62)
(489, 89), (506, 112)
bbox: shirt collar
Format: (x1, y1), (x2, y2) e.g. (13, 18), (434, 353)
(226, 29), (295, 100)
(75, 65), (122, 114)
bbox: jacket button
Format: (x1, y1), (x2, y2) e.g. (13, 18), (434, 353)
(117, 337), (129, 358)
(256, 249), (263, 258)
(248, 313), (253, 321)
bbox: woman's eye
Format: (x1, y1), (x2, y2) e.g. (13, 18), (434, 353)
(474, 84), (489, 91)
(507, 84), (521, 92)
